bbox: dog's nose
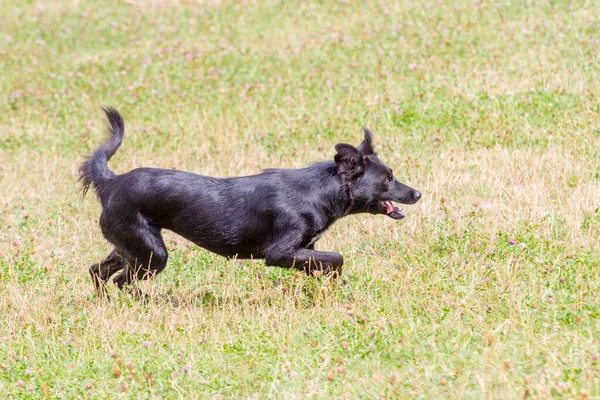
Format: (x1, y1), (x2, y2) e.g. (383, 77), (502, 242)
(413, 191), (421, 201)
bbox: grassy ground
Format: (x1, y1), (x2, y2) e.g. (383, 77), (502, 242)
(2, 0), (600, 398)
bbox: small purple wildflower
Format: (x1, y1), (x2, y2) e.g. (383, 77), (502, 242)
(509, 239), (517, 245)
(183, 365), (190, 374)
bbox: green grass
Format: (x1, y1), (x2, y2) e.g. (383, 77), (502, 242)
(2, 0), (600, 398)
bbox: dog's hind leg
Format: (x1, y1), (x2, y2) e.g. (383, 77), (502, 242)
(90, 249), (125, 297)
(109, 224), (168, 297)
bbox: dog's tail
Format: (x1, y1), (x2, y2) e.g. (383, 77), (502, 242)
(79, 107), (124, 197)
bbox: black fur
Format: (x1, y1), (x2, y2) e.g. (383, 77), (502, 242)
(81, 108), (421, 296)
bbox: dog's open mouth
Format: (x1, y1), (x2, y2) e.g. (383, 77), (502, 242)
(382, 201), (405, 219)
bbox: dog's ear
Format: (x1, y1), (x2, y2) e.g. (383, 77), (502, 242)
(334, 143), (364, 180)
(358, 127), (376, 155)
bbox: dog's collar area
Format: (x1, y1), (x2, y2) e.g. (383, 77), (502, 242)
(338, 177), (356, 217)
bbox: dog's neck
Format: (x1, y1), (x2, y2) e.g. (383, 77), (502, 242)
(337, 174), (356, 217)
(308, 162), (354, 225)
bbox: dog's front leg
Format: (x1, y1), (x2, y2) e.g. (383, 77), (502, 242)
(265, 248), (343, 277)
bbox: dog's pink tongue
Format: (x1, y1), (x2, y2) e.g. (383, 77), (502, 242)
(384, 201), (394, 214)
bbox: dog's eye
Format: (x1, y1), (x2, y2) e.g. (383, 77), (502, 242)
(386, 175), (393, 183)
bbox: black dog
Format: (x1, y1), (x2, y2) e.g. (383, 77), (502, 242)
(80, 108), (421, 296)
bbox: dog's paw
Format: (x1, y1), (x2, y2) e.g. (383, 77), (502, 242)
(113, 272), (128, 289)
(126, 286), (150, 303)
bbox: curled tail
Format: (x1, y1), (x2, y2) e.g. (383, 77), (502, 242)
(79, 107), (124, 197)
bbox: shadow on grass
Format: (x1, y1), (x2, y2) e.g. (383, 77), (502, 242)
(99, 272), (354, 311)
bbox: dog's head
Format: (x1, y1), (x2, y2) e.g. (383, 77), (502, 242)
(334, 128), (421, 219)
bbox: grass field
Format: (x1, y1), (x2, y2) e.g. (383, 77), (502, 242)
(2, 0), (600, 398)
